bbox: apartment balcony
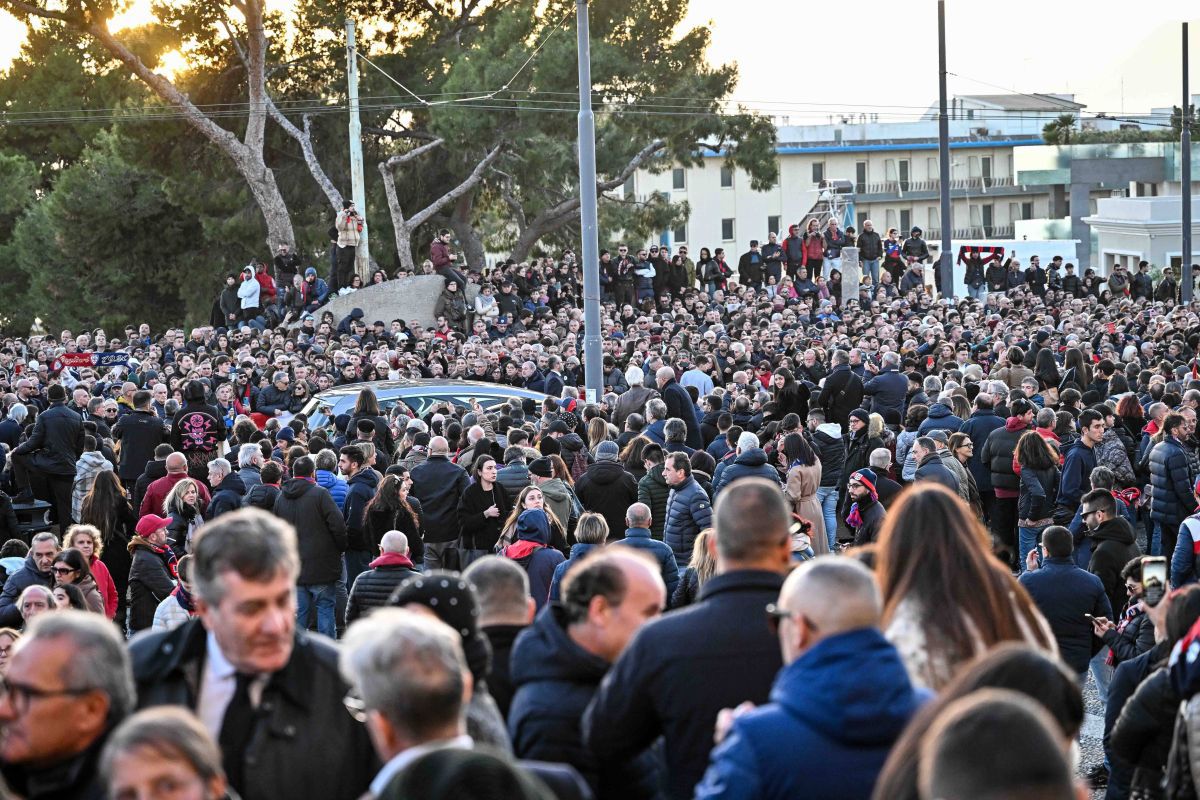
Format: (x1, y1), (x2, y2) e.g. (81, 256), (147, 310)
(854, 176), (1036, 203)
(923, 225), (1016, 240)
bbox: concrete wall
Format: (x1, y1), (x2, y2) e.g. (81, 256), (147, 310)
(309, 277), (479, 328)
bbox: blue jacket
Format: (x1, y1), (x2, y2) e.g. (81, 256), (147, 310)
(548, 542), (601, 603)
(315, 469), (348, 509)
(613, 528), (680, 598)
(694, 627), (924, 800)
(342, 468), (380, 553)
(663, 477), (713, 565)
(917, 403), (964, 435)
(1150, 437), (1196, 524)
(712, 448), (780, 497)
(958, 409), (1005, 491)
(509, 604), (660, 799)
(1018, 557), (1112, 673)
(1058, 440), (1097, 511)
(1171, 515), (1200, 587)
(504, 509), (565, 611)
(862, 368), (907, 419)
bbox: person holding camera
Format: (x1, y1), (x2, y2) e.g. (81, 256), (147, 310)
(335, 199), (362, 291)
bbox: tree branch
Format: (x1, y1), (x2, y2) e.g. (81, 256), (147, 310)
(407, 143), (502, 230)
(385, 138), (445, 169)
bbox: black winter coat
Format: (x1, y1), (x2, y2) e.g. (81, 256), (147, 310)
(1088, 517), (1142, 617)
(1110, 668), (1177, 783)
(809, 427), (847, 488)
(458, 480), (511, 552)
(1017, 465), (1060, 521)
(863, 369), (908, 419)
(510, 605), (660, 800)
(206, 473), (246, 521)
(345, 553), (420, 624)
(0, 554), (53, 627)
(342, 469), (380, 552)
(130, 619), (378, 800)
(816, 366), (864, 431)
(915, 453), (958, 491)
(13, 401), (83, 475)
(409, 455), (470, 543)
(273, 478), (347, 585)
(575, 461), (638, 542)
(126, 538), (175, 634)
(111, 409), (168, 481)
(982, 420), (1029, 492)
(660, 379), (704, 449)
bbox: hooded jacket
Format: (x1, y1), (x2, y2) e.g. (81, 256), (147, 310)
(72, 451), (113, 523)
(712, 447), (780, 496)
(536, 477), (574, 537)
(509, 604), (661, 800)
(810, 423), (847, 488)
(503, 509), (565, 611)
(637, 466), (671, 540)
(273, 478), (347, 585)
(346, 552), (419, 624)
(694, 627), (924, 800)
(575, 460), (639, 542)
(1088, 517), (1142, 616)
(342, 468), (380, 552)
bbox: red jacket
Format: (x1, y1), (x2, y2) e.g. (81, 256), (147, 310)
(140, 473), (211, 518)
(431, 239), (452, 269)
(255, 270), (277, 302)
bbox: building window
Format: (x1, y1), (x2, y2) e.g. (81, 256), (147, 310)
(1021, 201), (1034, 220)
(721, 218), (735, 241)
(898, 159), (910, 192)
(899, 209), (911, 234)
(857, 211), (868, 232)
(812, 162), (825, 185)
(855, 161), (867, 194)
(885, 209), (897, 231)
(623, 175), (635, 198)
(982, 204), (994, 235)
(928, 208), (939, 231)
(767, 215), (781, 236)
(672, 168), (686, 190)
(720, 166), (734, 188)
(981, 156), (993, 184)
(673, 224), (686, 244)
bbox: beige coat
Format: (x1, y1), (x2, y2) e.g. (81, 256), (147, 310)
(784, 459), (827, 556)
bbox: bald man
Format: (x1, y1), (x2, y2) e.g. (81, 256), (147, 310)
(408, 435), (470, 570)
(140, 451), (211, 518)
(695, 559), (924, 800)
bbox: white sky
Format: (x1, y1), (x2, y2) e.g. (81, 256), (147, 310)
(1, 0), (1197, 121)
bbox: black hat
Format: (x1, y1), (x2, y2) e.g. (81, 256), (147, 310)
(529, 457), (554, 478)
(849, 408), (870, 424)
(547, 419), (570, 435)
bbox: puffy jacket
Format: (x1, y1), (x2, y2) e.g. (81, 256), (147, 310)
(917, 403), (964, 435)
(712, 448), (780, 496)
(1018, 465), (1060, 522)
(243, 482), (280, 512)
(694, 627), (923, 800)
(509, 604), (660, 800)
(315, 469), (349, 509)
(663, 476), (713, 564)
(12, 401), (84, 475)
(810, 424), (847, 488)
(857, 229), (883, 260)
(1088, 517), (1142, 616)
(342, 468), (380, 552)
(273, 478), (347, 585)
(1096, 428), (1135, 487)
(614, 527), (680, 599)
(206, 473), (247, 521)
(1018, 557), (1112, 674)
(127, 537), (176, 635)
(915, 453), (957, 491)
(504, 509), (566, 610)
(496, 461), (532, 503)
(1150, 436), (1196, 524)
(345, 552), (420, 624)
(637, 467), (671, 540)
(575, 460), (638, 543)
(959, 409), (1005, 492)
(981, 417), (1029, 492)
(409, 455), (470, 544)
(0, 553), (54, 627)
(862, 369), (907, 419)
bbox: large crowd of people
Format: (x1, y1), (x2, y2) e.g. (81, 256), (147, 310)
(0, 214), (1198, 800)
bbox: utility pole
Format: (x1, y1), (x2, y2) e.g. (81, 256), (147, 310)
(576, 0), (602, 404)
(937, 0), (953, 298)
(346, 19), (369, 279)
(1184, 21), (1193, 304)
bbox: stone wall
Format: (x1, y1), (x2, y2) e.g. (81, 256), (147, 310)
(307, 277), (479, 327)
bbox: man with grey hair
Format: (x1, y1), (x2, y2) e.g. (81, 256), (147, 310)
(346, 530), (419, 625)
(643, 398), (669, 444)
(0, 610), (135, 799)
(255, 371), (292, 417)
(236, 442), (263, 490)
(131, 508), (377, 800)
(868, 447), (903, 508)
(463, 555), (537, 719)
(612, 367), (659, 432)
(712, 431), (781, 496)
(205, 457), (245, 521)
(694, 558), (922, 800)
(656, 365), (703, 449)
(0, 530), (58, 627)
(663, 418), (693, 455)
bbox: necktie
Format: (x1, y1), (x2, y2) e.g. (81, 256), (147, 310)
(219, 672), (256, 794)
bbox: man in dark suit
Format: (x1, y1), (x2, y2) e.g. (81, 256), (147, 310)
(112, 389), (169, 488)
(11, 383), (84, 525)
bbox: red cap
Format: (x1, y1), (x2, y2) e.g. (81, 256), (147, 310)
(135, 514), (172, 538)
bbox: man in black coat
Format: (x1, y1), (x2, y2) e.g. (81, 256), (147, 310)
(204, 458), (246, 521)
(913, 437), (958, 492)
(583, 478), (790, 800)
(817, 350), (864, 432)
(130, 509), (377, 800)
(346, 530), (419, 624)
(575, 441), (638, 542)
(11, 383), (84, 526)
(1082, 489), (1143, 617)
(133, 444), (173, 518)
(273, 456), (347, 639)
(339, 444), (380, 581)
(409, 436), (470, 571)
(655, 366), (703, 450)
(463, 556), (537, 721)
(112, 389), (169, 487)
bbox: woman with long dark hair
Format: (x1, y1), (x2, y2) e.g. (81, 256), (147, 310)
(770, 367), (810, 421)
(80, 471), (136, 620)
(351, 387), (396, 458)
(458, 456), (511, 564)
(1033, 347), (1061, 391)
(1016, 430), (1061, 572)
(876, 485), (1055, 690)
(364, 471), (424, 565)
(51, 548), (105, 614)
(779, 433), (826, 556)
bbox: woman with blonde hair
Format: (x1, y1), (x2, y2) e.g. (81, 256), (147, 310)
(586, 417), (609, 455)
(671, 529), (718, 609)
(65, 524), (118, 619)
(497, 485), (567, 554)
(876, 485), (1055, 690)
(163, 478), (203, 557)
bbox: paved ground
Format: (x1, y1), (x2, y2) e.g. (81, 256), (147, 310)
(1080, 674), (1106, 798)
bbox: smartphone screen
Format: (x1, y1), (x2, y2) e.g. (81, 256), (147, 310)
(1143, 556), (1168, 606)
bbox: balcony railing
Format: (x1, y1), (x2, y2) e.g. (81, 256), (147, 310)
(923, 225), (1015, 240)
(859, 176), (1015, 195)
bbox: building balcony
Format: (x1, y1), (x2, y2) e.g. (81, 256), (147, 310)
(858, 176), (1014, 194)
(923, 225), (1015, 240)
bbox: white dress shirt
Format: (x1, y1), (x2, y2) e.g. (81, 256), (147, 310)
(369, 735), (474, 797)
(196, 630), (268, 740)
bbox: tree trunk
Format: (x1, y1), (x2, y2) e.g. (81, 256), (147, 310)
(449, 193), (487, 270)
(378, 160), (417, 273)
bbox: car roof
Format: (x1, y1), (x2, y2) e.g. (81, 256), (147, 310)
(310, 378), (549, 402)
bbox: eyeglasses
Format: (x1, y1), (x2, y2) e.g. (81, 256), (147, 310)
(1082, 508), (1101, 519)
(0, 677), (95, 715)
(765, 603), (819, 636)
